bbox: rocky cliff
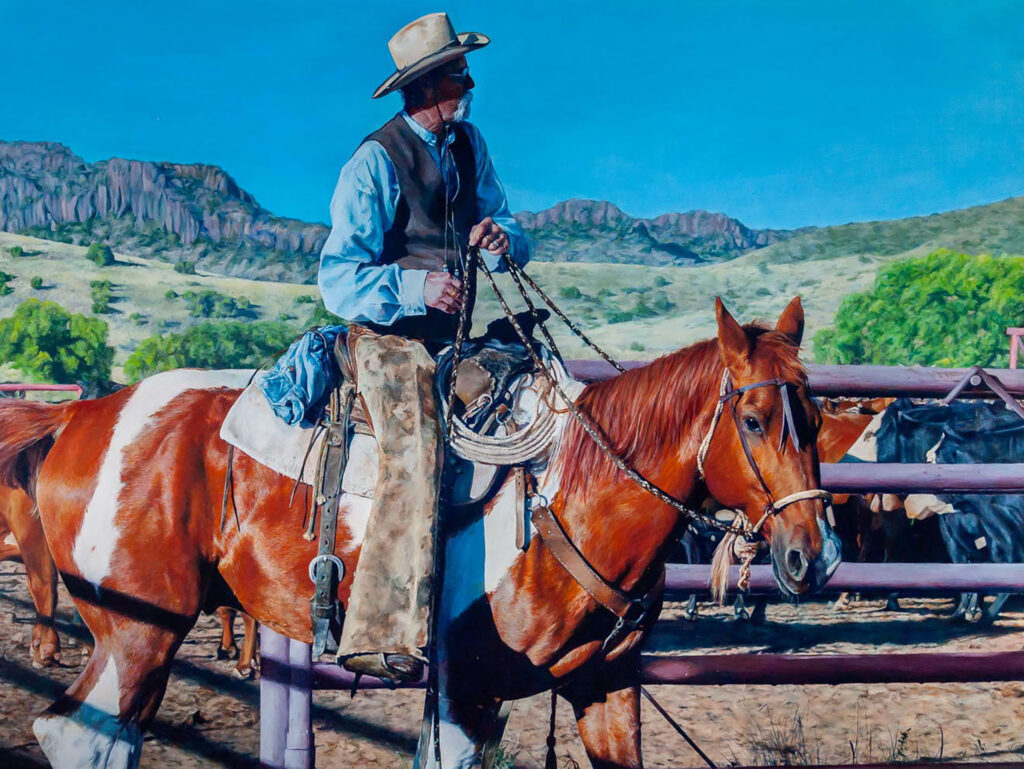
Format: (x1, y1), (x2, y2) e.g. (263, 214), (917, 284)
(0, 141), (327, 281)
(0, 141), (794, 281)
(518, 199), (800, 265)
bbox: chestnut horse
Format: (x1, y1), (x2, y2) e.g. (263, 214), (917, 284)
(0, 484), (61, 667)
(0, 297), (839, 769)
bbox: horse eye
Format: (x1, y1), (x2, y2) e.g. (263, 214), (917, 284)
(743, 416), (763, 434)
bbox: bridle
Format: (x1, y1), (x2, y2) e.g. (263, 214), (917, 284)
(697, 370), (833, 538)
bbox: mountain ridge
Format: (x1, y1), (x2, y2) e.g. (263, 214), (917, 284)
(0, 140), (797, 280)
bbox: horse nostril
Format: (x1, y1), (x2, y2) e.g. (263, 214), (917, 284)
(785, 548), (808, 581)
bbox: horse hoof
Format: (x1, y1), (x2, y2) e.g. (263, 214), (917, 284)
(216, 646), (238, 661)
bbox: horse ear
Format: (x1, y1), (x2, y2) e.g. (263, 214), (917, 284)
(775, 296), (805, 348)
(716, 297), (750, 370)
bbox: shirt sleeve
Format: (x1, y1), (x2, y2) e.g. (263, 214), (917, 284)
(462, 123), (530, 273)
(317, 141), (428, 324)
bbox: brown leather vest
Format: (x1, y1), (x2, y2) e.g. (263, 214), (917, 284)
(363, 115), (479, 343)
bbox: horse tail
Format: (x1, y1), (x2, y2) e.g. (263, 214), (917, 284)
(0, 400), (73, 496)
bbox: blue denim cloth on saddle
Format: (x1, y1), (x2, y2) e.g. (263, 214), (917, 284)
(258, 325), (346, 428)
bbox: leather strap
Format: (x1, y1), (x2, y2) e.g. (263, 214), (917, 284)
(531, 504), (632, 616)
(310, 383), (354, 657)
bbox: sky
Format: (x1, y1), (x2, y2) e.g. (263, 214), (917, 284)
(2, 1), (1023, 230)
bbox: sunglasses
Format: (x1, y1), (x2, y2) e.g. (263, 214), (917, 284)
(441, 66), (471, 85)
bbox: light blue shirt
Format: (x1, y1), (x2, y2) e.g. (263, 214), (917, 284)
(318, 112), (529, 325)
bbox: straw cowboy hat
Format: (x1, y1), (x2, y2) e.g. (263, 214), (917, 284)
(373, 12), (489, 99)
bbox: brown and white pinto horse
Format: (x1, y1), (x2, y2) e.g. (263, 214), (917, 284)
(0, 485), (61, 667)
(0, 297), (839, 769)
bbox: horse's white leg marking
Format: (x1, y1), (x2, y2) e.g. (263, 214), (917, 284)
(34, 657), (143, 769)
(3, 531), (16, 547)
(72, 369), (252, 586)
(413, 681), (488, 769)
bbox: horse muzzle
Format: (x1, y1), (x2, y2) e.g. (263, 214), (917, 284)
(770, 512), (842, 596)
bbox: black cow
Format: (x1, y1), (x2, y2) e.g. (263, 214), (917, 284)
(876, 398), (1024, 621)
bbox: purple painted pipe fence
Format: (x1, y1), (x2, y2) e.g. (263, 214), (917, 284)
(566, 360), (1024, 399)
(666, 562), (1024, 595)
(260, 562), (1024, 767)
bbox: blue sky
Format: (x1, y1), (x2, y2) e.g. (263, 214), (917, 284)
(2, 1), (1022, 230)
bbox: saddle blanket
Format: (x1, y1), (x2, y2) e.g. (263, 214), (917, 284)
(222, 380), (375, 497)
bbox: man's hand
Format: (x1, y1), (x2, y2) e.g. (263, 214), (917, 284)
(424, 271), (464, 314)
(469, 217), (510, 254)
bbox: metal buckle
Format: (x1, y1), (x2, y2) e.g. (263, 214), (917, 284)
(308, 554), (345, 584)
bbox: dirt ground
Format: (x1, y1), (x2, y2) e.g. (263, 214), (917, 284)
(1, 559), (1023, 768)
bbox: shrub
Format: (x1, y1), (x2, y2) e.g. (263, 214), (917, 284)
(0, 299), (113, 382)
(124, 320), (296, 381)
(85, 243), (116, 267)
(653, 275), (671, 287)
(0, 271), (14, 296)
(129, 312), (147, 326)
(30, 276), (43, 290)
(814, 250), (1024, 367)
(294, 294), (316, 304)
(8, 246), (24, 257)
(629, 341), (645, 351)
(164, 289), (179, 300)
(559, 285), (582, 300)
(650, 294), (676, 313)
(182, 289), (251, 319)
(90, 280), (113, 314)
(173, 260), (196, 275)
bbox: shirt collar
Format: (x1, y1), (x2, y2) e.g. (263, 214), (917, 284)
(400, 111), (455, 149)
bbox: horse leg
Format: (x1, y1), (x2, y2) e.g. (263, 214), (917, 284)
(215, 607), (239, 660)
(681, 593), (698, 621)
(965, 592), (983, 623)
(414, 694), (506, 769)
(732, 593), (750, 621)
(7, 497), (60, 667)
(885, 592), (902, 612)
(32, 617), (188, 769)
(983, 593), (1012, 623)
(236, 613), (259, 678)
(749, 596), (768, 625)
(561, 654), (642, 769)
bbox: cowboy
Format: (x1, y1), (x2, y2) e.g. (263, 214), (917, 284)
(318, 12), (529, 683)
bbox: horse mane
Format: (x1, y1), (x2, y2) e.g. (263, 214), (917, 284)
(556, 324), (804, 501)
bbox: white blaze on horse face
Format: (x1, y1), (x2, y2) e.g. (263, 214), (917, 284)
(33, 657), (142, 769)
(844, 411), (884, 462)
(72, 369), (253, 586)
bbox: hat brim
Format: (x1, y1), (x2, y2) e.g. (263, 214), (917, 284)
(372, 32), (489, 99)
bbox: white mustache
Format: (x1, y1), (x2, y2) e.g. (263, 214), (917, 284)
(452, 92), (473, 122)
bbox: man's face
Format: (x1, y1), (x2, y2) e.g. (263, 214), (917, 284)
(428, 56), (475, 122)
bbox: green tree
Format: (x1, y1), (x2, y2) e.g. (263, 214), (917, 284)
(123, 321), (296, 382)
(8, 246), (24, 257)
(813, 250), (1024, 367)
(173, 260), (196, 275)
(30, 276), (43, 290)
(86, 243), (116, 267)
(0, 299), (113, 382)
(0, 271), (14, 297)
